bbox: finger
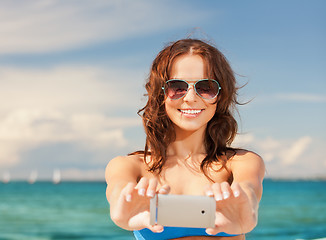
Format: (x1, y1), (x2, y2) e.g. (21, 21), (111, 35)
(221, 181), (231, 200)
(205, 185), (214, 197)
(122, 182), (136, 202)
(205, 227), (219, 235)
(158, 184), (171, 194)
(136, 177), (149, 196)
(231, 181), (241, 198)
(211, 183), (223, 201)
(148, 224), (164, 233)
(146, 178), (158, 197)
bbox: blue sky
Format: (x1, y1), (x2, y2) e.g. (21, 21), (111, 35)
(0, 0), (325, 180)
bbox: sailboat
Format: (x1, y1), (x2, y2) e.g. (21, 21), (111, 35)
(52, 169), (61, 184)
(2, 172), (10, 183)
(28, 170), (38, 184)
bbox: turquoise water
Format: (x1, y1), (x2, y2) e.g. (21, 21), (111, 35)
(0, 180), (325, 240)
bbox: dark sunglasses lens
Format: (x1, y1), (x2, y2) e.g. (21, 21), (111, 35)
(195, 80), (219, 99)
(166, 80), (188, 99)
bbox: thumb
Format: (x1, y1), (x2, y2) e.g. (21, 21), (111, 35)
(158, 184), (171, 195)
(147, 224), (164, 233)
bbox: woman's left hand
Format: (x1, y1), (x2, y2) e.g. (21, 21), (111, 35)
(204, 181), (257, 235)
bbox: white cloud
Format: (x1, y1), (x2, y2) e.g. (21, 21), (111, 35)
(0, 65), (144, 168)
(279, 136), (312, 166)
(0, 66), (144, 113)
(232, 134), (325, 178)
(253, 93), (326, 105)
(231, 133), (255, 147)
(0, 108), (141, 167)
(0, 0), (207, 54)
(232, 134), (281, 163)
(275, 93), (326, 103)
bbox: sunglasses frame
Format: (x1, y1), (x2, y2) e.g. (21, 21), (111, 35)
(162, 79), (221, 100)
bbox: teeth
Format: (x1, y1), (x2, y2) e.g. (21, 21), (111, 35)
(180, 109), (202, 114)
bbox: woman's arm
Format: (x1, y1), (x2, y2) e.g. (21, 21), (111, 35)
(105, 155), (169, 232)
(231, 151), (265, 230)
(105, 155), (140, 210)
(105, 155), (141, 229)
(205, 151), (265, 235)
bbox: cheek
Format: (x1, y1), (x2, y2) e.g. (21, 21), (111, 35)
(207, 103), (217, 117)
(165, 99), (180, 119)
(165, 99), (179, 111)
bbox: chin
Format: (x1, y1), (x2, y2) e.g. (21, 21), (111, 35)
(175, 123), (208, 133)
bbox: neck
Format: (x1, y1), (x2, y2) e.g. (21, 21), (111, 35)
(167, 126), (207, 159)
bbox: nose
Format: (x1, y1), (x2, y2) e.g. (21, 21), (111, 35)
(183, 84), (198, 102)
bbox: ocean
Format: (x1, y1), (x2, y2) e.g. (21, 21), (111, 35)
(0, 179), (325, 240)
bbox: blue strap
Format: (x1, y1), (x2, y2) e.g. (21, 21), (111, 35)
(134, 227), (239, 240)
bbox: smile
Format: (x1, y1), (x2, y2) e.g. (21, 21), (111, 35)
(179, 109), (203, 114)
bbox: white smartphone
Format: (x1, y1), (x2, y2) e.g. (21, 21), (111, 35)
(150, 194), (216, 228)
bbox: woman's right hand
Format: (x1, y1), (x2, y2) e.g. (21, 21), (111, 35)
(110, 177), (170, 232)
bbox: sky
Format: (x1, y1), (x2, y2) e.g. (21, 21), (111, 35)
(0, 0), (325, 181)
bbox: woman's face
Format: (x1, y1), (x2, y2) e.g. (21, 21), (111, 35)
(165, 54), (217, 134)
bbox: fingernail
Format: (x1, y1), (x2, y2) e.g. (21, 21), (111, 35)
(234, 190), (240, 197)
(147, 190), (155, 197)
(205, 230), (213, 235)
(215, 194), (223, 201)
(126, 194), (132, 202)
(160, 188), (169, 194)
(223, 191), (230, 199)
(138, 188), (146, 196)
(206, 191), (214, 197)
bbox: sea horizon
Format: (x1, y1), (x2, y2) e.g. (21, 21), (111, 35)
(1, 180), (325, 240)
(2, 177), (326, 184)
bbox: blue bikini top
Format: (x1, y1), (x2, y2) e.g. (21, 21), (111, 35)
(133, 226), (239, 240)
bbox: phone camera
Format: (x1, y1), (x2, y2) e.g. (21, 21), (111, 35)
(201, 210), (205, 214)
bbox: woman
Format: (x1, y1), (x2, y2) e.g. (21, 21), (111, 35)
(105, 38), (265, 240)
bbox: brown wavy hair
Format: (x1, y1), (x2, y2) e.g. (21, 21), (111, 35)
(133, 38), (240, 180)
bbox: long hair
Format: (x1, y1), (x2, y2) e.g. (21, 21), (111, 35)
(134, 38), (240, 180)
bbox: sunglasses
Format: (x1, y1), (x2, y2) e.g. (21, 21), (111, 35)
(162, 79), (221, 100)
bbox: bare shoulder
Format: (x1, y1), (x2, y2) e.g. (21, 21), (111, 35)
(228, 149), (265, 180)
(228, 149), (264, 164)
(106, 154), (143, 170)
(228, 149), (265, 199)
(105, 154), (144, 183)
(232, 149), (263, 162)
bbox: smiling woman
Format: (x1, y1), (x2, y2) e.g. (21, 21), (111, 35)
(138, 39), (241, 178)
(105, 38), (265, 240)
